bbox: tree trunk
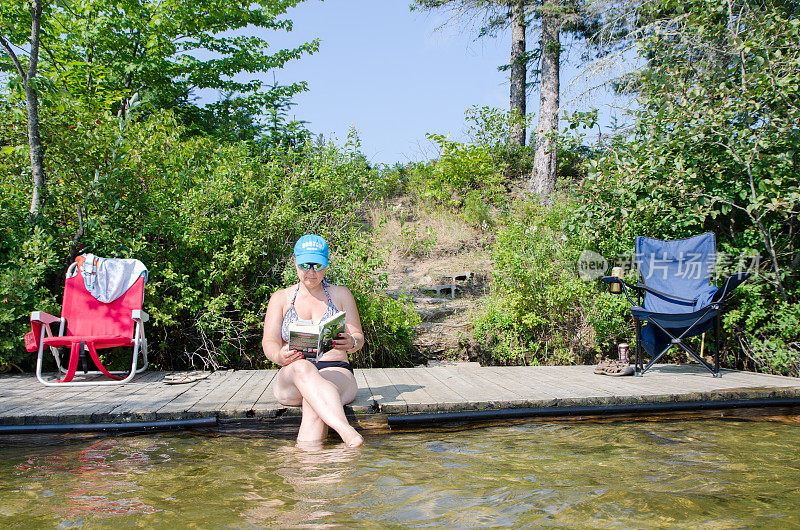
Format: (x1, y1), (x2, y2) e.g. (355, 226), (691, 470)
(118, 72), (133, 120)
(510, 0), (526, 146)
(118, 41), (137, 120)
(26, 0), (46, 220)
(529, 9), (560, 198)
(26, 81), (45, 221)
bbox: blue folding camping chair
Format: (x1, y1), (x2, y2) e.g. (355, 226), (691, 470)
(603, 233), (749, 376)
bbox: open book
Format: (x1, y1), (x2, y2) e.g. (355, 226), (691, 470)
(288, 311), (346, 360)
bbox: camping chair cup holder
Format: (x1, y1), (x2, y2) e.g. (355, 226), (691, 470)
(601, 233), (749, 377)
(29, 260), (149, 386)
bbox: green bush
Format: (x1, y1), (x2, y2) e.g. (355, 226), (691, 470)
(407, 106), (532, 218)
(0, 228), (61, 369)
(0, 106), (415, 371)
(474, 198), (629, 365)
(324, 233), (420, 368)
(561, 0), (800, 374)
(410, 134), (505, 209)
(725, 283), (800, 377)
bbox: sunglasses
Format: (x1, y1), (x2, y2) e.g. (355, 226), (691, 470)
(298, 262), (326, 271)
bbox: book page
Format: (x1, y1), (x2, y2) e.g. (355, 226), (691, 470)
(288, 329), (320, 355)
(318, 311), (346, 355)
(287, 311), (346, 359)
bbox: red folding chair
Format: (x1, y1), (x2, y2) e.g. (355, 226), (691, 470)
(29, 261), (149, 386)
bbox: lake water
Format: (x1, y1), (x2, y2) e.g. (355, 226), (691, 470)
(2, 411), (800, 527)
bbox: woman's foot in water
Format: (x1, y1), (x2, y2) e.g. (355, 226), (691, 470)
(342, 429), (364, 448)
(295, 438), (326, 450)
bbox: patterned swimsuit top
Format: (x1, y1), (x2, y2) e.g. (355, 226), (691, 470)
(280, 278), (339, 343)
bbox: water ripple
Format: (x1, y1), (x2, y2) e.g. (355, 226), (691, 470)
(0, 415), (799, 526)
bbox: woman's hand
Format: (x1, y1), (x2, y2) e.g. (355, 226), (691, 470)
(333, 332), (356, 352)
(277, 344), (304, 366)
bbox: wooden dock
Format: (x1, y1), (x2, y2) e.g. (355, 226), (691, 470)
(2, 364), (800, 432)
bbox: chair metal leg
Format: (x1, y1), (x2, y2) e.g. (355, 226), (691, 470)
(634, 317), (643, 376)
(635, 317), (720, 377)
(641, 342), (671, 375)
(134, 321), (148, 373)
(714, 313), (722, 377)
(80, 340), (88, 374)
(648, 319), (719, 376)
(35, 323), (146, 386)
(672, 339), (717, 375)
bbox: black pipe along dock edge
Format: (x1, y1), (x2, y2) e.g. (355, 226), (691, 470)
(386, 398), (800, 428)
(0, 416), (218, 435)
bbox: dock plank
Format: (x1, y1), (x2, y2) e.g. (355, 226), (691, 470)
(424, 366), (515, 409)
(155, 371), (235, 419)
(0, 371), (166, 423)
(102, 376), (193, 421)
(1, 365), (799, 429)
(190, 371), (254, 414)
(393, 367), (469, 413)
(515, 365), (621, 400)
(350, 369), (375, 413)
(251, 373), (285, 418)
(451, 365), (546, 403)
(186, 370), (253, 417)
(447, 365), (533, 405)
(361, 368), (407, 413)
(482, 366), (586, 402)
(556, 365), (752, 404)
(219, 370), (277, 417)
(380, 368), (442, 413)
(535, 365), (664, 403)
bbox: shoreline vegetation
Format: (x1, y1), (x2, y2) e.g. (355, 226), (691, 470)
(1, 0), (797, 377)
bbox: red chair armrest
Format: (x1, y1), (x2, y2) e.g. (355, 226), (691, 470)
(26, 312), (61, 353)
(30, 311), (61, 325)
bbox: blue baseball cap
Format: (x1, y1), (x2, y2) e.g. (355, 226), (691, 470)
(294, 234), (329, 268)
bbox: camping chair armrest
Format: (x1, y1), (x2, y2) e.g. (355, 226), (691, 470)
(601, 276), (640, 305)
(30, 311), (61, 325)
(632, 283), (697, 304)
(132, 309), (149, 323)
(713, 272), (751, 304)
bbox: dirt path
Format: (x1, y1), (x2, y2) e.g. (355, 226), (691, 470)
(370, 198), (493, 362)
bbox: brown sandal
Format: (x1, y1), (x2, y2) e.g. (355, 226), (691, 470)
(603, 361), (635, 376)
(594, 358), (614, 374)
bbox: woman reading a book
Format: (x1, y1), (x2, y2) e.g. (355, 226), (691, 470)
(261, 234), (365, 448)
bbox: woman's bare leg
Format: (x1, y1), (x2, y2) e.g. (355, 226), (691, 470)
(319, 368), (362, 447)
(274, 360), (362, 447)
(274, 365), (303, 406)
(318, 368), (358, 404)
(296, 398), (328, 443)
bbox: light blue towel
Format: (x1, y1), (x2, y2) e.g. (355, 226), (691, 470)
(80, 254), (148, 303)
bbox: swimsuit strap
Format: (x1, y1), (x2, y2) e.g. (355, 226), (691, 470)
(322, 280), (333, 303)
(291, 282), (331, 305)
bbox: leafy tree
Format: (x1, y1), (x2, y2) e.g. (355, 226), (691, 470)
(412, 0), (530, 147)
(0, 104), (417, 371)
(527, 0), (599, 199)
(260, 78), (311, 151)
(570, 0), (799, 373)
(635, 0), (799, 301)
(411, 0), (600, 198)
(0, 0), (46, 220)
(1, 0), (318, 143)
(529, 0), (560, 197)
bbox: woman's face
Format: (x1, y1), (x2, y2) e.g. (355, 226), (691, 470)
(295, 259), (326, 288)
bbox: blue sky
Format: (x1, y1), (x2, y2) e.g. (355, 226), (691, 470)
(257, 0), (633, 165)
